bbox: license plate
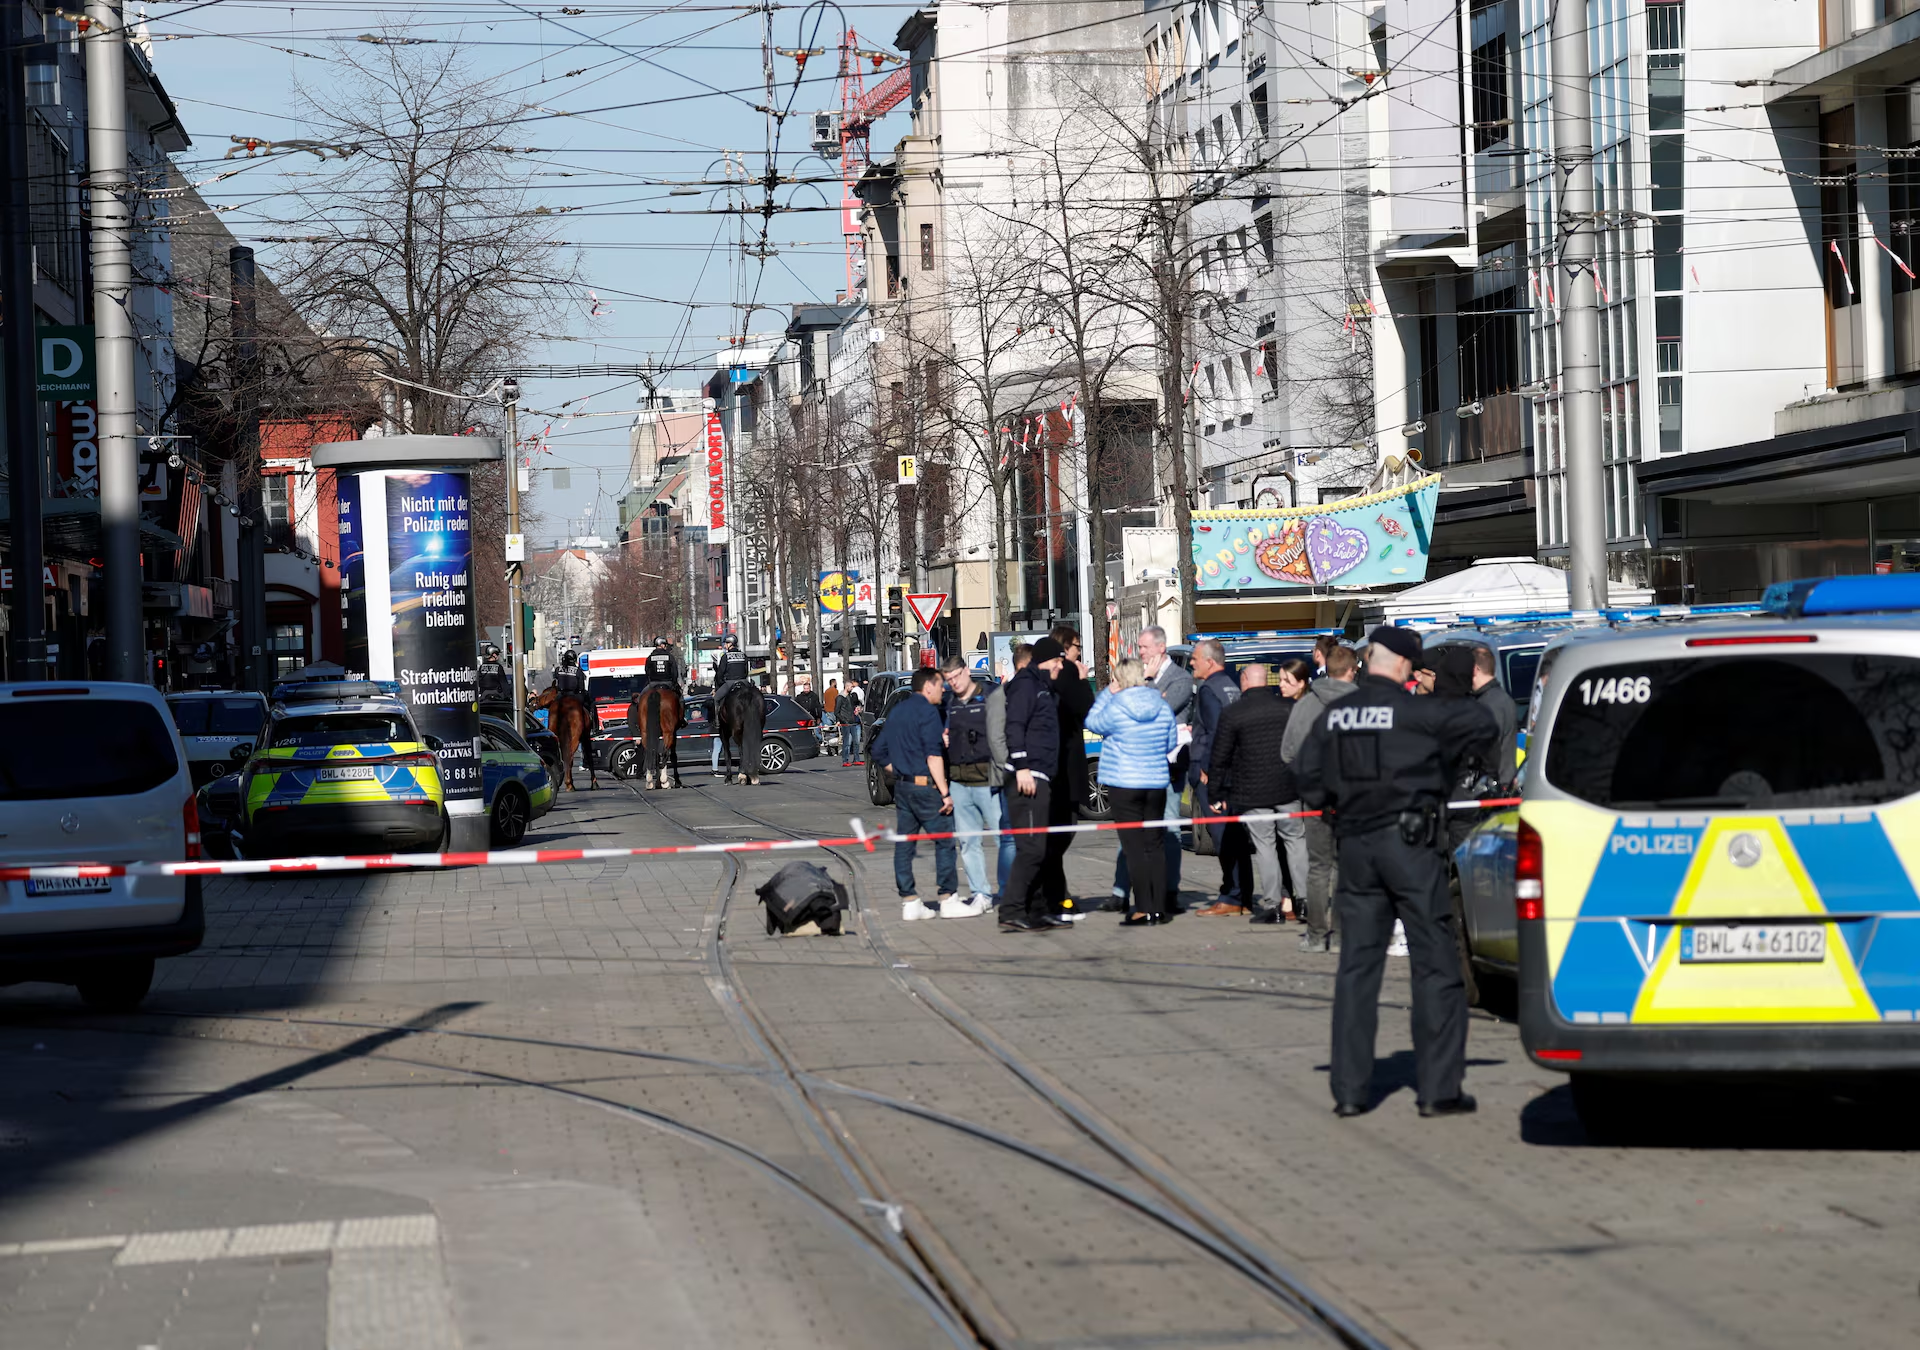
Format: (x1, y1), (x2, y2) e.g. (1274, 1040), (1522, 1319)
(23, 877), (113, 896)
(316, 766), (379, 782)
(1681, 924), (1827, 963)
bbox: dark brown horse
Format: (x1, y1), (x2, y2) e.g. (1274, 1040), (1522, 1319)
(532, 686), (598, 791)
(625, 685), (683, 790)
(713, 680), (765, 786)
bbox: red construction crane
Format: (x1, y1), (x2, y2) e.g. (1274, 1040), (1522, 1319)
(817, 31), (909, 299)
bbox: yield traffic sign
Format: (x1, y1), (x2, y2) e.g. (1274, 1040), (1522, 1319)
(905, 592), (947, 631)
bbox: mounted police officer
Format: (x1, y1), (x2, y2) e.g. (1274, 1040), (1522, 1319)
(476, 644), (511, 705)
(1295, 625), (1496, 1120)
(714, 635), (749, 689)
(552, 648), (597, 730)
(641, 635), (683, 692)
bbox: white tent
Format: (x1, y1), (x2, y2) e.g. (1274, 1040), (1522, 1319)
(1368, 557), (1653, 623)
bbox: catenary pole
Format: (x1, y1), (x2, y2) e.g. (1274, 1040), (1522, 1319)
(229, 246), (267, 691)
(503, 380), (526, 724)
(2, 1), (47, 681)
(1551, 0), (1609, 609)
(85, 0), (142, 680)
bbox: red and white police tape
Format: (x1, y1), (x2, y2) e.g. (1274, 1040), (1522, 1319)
(0, 799), (1523, 882)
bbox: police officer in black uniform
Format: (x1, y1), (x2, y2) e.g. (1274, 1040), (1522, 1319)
(552, 648), (597, 728)
(476, 645), (511, 705)
(713, 636), (749, 689)
(1295, 625), (1496, 1119)
(640, 636), (683, 692)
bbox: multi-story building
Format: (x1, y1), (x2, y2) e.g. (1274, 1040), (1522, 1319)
(1638, 3), (1920, 598)
(1145, 0), (1379, 513)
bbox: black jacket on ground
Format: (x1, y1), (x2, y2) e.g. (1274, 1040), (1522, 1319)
(1209, 687), (1296, 807)
(1295, 673), (1497, 837)
(1001, 665), (1059, 777)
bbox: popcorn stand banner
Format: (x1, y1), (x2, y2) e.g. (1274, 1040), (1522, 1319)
(1190, 474), (1441, 593)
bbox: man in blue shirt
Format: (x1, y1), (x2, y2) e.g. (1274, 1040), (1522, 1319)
(871, 667), (960, 920)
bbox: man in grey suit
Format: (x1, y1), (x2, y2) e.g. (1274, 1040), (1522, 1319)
(1109, 625), (1193, 910)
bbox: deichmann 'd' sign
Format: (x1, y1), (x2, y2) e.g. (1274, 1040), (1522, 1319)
(1190, 474), (1442, 592)
(35, 325), (94, 400)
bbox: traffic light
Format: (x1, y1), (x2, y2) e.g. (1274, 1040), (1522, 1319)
(887, 585), (904, 621)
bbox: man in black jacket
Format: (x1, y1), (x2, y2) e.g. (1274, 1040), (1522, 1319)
(1296, 626), (1497, 1119)
(1208, 666), (1295, 921)
(1041, 626), (1093, 918)
(998, 636), (1066, 933)
(1189, 639), (1250, 914)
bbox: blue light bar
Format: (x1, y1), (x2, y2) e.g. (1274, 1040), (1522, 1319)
(1185, 628), (1342, 641)
(1764, 574), (1920, 617)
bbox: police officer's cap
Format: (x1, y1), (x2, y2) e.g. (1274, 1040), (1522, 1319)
(1366, 625), (1423, 664)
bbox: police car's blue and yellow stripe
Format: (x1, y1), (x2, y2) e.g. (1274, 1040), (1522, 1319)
(1529, 799), (1920, 1026)
(246, 743), (445, 815)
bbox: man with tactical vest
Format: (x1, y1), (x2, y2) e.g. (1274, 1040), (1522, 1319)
(1295, 626), (1496, 1120)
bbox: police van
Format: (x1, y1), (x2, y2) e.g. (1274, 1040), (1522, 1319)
(1514, 575), (1920, 1131)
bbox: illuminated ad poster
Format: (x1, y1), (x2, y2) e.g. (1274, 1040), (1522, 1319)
(381, 471), (481, 805)
(337, 474), (367, 678)
(1190, 475), (1441, 593)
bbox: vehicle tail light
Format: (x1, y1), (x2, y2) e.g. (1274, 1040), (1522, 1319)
(1685, 633), (1816, 647)
(1535, 1048), (1583, 1061)
(795, 717), (814, 728)
(1515, 819), (1543, 921)
(183, 793), (202, 860)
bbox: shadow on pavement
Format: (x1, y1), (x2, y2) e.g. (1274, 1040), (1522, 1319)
(1520, 1077), (1920, 1151)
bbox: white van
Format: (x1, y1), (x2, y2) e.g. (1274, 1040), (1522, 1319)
(0, 681), (205, 1009)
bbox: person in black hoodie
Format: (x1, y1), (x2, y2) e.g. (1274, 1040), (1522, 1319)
(998, 637), (1066, 933)
(1208, 665), (1296, 921)
(1041, 626), (1094, 918)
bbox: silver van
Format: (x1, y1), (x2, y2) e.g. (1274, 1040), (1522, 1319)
(0, 681), (205, 1009)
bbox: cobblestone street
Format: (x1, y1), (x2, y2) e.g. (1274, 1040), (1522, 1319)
(3, 759), (1916, 1349)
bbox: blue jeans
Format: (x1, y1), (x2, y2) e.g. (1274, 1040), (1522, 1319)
(1113, 784), (1183, 901)
(995, 789), (1016, 899)
(949, 780), (997, 896)
(893, 782), (957, 898)
(842, 719), (863, 762)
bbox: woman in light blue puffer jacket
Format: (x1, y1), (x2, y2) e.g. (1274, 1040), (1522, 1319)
(1086, 659), (1178, 924)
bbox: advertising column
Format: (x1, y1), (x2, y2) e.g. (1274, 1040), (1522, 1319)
(313, 436), (498, 850)
(383, 471), (482, 808)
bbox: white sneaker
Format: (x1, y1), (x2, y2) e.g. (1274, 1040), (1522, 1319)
(1387, 918), (1409, 957)
(939, 894), (988, 919)
(901, 898), (936, 921)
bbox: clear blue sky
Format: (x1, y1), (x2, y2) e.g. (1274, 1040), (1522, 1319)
(147, 0), (912, 544)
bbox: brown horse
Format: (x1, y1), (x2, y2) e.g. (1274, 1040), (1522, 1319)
(532, 686), (598, 791)
(626, 685), (683, 790)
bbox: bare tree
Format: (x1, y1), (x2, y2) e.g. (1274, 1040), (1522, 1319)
(272, 40), (582, 434)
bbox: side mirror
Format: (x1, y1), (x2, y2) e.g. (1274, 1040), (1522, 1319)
(423, 734), (444, 752)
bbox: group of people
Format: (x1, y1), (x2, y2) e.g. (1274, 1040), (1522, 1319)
(868, 621), (1513, 1117)
(870, 627), (1094, 929)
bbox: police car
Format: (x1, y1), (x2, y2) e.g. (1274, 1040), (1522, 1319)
(1508, 575), (1920, 1134)
(479, 714), (554, 846)
(237, 693), (448, 857)
(165, 691), (268, 786)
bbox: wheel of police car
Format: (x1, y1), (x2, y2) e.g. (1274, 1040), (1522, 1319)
(491, 785), (530, 848)
(611, 743), (640, 780)
(759, 739), (790, 775)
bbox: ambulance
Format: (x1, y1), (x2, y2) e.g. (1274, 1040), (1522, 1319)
(1516, 575), (1920, 1133)
(577, 647), (653, 726)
